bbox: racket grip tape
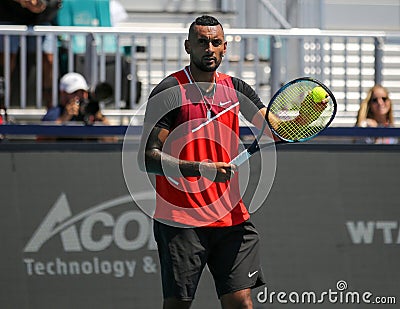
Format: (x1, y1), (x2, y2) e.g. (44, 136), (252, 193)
(229, 149), (252, 166)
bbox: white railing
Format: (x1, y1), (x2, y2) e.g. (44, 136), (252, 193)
(1, 26), (400, 125)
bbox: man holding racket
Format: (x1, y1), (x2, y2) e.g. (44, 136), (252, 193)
(139, 15), (334, 309)
(138, 15), (269, 308)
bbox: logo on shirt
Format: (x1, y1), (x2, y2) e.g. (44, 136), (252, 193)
(219, 100), (232, 106)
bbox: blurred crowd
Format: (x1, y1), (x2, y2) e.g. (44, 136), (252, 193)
(0, 2), (397, 145)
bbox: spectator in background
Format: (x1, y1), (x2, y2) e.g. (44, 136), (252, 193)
(42, 72), (111, 125)
(355, 84), (397, 144)
(0, 77), (6, 124)
(0, 95), (5, 139)
(0, 106), (7, 125)
(0, 0), (62, 108)
(41, 72), (116, 142)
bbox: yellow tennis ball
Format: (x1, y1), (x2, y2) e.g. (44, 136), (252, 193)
(311, 86), (327, 102)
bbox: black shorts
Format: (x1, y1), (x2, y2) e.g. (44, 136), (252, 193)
(153, 219), (265, 301)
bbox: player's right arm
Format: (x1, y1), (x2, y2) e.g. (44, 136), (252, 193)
(140, 125), (199, 177)
(139, 125), (234, 182)
(137, 77), (234, 183)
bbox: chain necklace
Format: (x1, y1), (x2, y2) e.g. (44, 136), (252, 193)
(187, 66), (216, 120)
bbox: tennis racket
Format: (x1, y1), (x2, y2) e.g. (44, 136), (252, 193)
(230, 77), (337, 166)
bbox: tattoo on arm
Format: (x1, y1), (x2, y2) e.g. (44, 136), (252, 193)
(143, 127), (201, 177)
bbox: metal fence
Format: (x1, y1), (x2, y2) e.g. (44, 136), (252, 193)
(1, 25), (400, 125)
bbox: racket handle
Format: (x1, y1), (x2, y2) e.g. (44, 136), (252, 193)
(230, 149), (252, 166)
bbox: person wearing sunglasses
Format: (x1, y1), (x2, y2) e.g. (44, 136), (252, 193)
(355, 84), (397, 144)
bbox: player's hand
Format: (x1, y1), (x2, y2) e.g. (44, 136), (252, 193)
(199, 161), (237, 183)
(296, 92), (329, 125)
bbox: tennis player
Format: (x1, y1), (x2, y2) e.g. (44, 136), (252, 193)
(139, 15), (268, 308)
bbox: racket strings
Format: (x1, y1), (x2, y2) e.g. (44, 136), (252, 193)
(270, 81), (334, 141)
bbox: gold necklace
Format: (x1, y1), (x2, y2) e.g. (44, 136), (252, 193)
(188, 67), (216, 120)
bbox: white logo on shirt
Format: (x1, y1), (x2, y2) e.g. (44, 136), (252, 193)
(219, 100), (231, 106)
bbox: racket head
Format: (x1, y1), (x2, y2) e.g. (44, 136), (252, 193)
(266, 77), (337, 143)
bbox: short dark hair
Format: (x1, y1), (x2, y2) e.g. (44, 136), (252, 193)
(188, 15), (223, 38)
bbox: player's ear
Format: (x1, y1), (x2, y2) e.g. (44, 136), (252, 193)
(223, 41), (227, 56)
(184, 40), (191, 54)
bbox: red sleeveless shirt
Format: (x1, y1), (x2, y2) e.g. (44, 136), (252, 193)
(154, 67), (250, 227)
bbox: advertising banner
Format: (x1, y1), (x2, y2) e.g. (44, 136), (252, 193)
(0, 144), (399, 308)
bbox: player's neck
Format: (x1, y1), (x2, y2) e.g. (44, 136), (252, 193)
(188, 65), (216, 84)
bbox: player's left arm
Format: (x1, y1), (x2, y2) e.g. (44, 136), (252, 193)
(251, 107), (281, 141)
(233, 78), (280, 141)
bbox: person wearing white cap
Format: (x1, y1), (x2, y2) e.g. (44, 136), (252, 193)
(42, 72), (111, 127)
(59, 72), (89, 95)
(42, 72), (89, 123)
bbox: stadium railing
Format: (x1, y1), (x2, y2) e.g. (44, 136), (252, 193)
(0, 26), (400, 126)
(1, 125), (400, 145)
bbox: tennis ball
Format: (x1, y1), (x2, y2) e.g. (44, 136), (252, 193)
(311, 86), (327, 102)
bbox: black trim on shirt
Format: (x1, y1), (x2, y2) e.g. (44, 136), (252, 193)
(144, 74), (265, 131)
